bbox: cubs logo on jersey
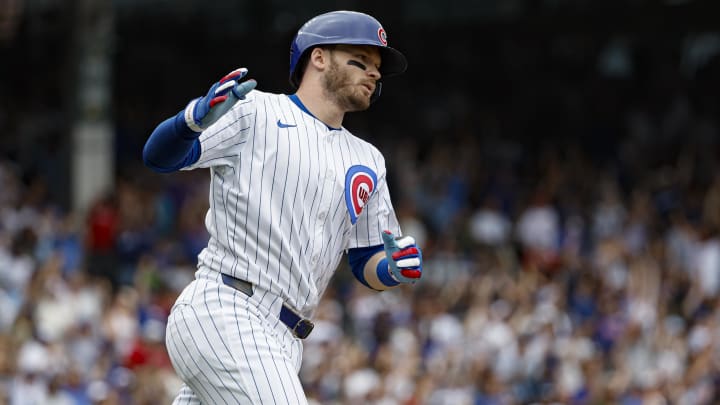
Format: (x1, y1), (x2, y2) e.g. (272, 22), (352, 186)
(344, 165), (377, 224)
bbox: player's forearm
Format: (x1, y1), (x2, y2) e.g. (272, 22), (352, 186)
(143, 111), (201, 172)
(348, 245), (398, 291)
(362, 251), (399, 291)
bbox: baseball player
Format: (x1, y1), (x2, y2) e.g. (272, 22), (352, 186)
(143, 10), (423, 404)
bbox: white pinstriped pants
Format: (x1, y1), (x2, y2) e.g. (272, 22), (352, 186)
(166, 269), (307, 404)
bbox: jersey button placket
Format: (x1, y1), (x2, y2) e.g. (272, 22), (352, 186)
(326, 134), (336, 177)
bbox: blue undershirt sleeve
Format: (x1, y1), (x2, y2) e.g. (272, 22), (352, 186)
(143, 110), (201, 173)
(347, 244), (385, 290)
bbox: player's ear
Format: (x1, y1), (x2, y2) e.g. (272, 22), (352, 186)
(309, 47), (330, 71)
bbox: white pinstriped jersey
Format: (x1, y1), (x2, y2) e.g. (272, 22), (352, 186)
(183, 90), (401, 317)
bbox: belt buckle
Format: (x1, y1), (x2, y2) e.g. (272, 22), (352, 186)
(292, 319), (315, 339)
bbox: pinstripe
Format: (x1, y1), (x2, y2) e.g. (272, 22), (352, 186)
(279, 343), (304, 403)
(200, 285), (247, 400)
(234, 295), (263, 401)
(200, 154), (245, 166)
(166, 318), (192, 377)
(300, 113), (320, 266)
(280, 103), (312, 321)
(240, 103), (257, 281)
(253, 99), (268, 270)
(300, 123), (325, 308)
(201, 102), (252, 140)
(202, 127), (251, 151)
(315, 133), (346, 290)
(212, 285), (258, 403)
(220, 170), (231, 273)
(261, 328), (291, 404)
(300, 128), (323, 256)
(207, 169), (218, 273)
(172, 385), (200, 405)
(168, 357), (204, 404)
(316, 133), (335, 233)
(216, 169), (230, 279)
(256, 99), (273, 301)
(229, 154), (243, 276)
(204, 139), (248, 153)
(233, 111), (254, 279)
(240, 294), (277, 404)
(203, 122), (251, 149)
(316, 134), (348, 280)
(265, 294), (283, 332)
(180, 308), (234, 404)
(272, 101), (292, 286)
(309, 130), (330, 289)
(212, 168), (227, 276)
(275, 339), (305, 404)
(172, 309), (224, 404)
(248, 311), (279, 405)
(189, 277), (201, 297)
(222, 167), (237, 276)
(263, 97), (282, 286)
(315, 131), (342, 301)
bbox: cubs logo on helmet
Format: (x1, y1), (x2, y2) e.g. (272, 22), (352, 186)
(344, 165), (377, 224)
(378, 28), (387, 46)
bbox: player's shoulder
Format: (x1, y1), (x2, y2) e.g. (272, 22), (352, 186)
(343, 129), (384, 154)
(241, 88), (269, 102)
(243, 89), (286, 102)
(240, 90), (299, 112)
(227, 89), (287, 115)
(341, 129), (387, 164)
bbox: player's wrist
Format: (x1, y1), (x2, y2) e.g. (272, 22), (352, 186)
(183, 98), (205, 133)
(377, 258), (400, 287)
(173, 107), (202, 139)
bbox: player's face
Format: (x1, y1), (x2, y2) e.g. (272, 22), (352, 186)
(322, 45), (382, 112)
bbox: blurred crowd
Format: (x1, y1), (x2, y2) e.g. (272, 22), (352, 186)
(3, 11), (720, 405)
(0, 160), (202, 404)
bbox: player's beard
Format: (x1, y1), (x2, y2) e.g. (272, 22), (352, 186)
(322, 56), (371, 112)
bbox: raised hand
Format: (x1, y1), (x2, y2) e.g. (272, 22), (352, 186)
(184, 68), (257, 133)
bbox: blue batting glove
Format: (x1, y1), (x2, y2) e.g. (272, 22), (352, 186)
(184, 68), (257, 133)
(381, 230), (423, 284)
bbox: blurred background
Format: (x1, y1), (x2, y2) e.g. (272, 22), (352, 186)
(2, 0), (720, 404)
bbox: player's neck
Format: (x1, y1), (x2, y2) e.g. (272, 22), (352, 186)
(295, 87), (345, 128)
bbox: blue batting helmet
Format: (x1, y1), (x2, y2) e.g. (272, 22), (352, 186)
(289, 11), (408, 89)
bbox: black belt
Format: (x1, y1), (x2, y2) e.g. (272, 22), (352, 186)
(221, 274), (314, 339)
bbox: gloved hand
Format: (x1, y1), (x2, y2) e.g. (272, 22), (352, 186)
(381, 230), (422, 284)
(184, 68), (257, 133)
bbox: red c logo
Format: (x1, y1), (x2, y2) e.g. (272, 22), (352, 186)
(378, 28), (387, 46)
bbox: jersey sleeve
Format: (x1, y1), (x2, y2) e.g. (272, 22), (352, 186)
(347, 153), (401, 249)
(182, 91), (258, 170)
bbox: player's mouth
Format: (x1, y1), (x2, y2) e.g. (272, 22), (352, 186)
(359, 82), (375, 96)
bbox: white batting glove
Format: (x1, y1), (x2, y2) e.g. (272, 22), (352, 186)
(184, 68), (257, 133)
(381, 230), (423, 284)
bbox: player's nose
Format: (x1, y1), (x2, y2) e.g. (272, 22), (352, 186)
(367, 66), (381, 80)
